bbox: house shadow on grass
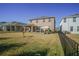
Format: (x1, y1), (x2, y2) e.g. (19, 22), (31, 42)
(58, 32), (79, 56)
(16, 48), (49, 56)
(0, 37), (12, 40)
(0, 43), (26, 55)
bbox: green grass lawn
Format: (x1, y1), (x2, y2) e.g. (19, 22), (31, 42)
(0, 32), (64, 56)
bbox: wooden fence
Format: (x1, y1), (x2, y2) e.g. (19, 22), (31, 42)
(58, 32), (79, 56)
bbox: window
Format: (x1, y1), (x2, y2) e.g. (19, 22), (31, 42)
(70, 26), (73, 32)
(64, 18), (66, 23)
(43, 19), (45, 22)
(36, 20), (38, 23)
(73, 17), (76, 22)
(77, 26), (79, 32)
(48, 18), (51, 22)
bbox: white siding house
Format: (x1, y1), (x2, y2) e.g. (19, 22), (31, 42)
(60, 14), (79, 34)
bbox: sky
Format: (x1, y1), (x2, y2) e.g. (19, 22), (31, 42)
(0, 3), (79, 27)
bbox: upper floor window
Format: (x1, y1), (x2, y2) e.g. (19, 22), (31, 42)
(36, 20), (38, 23)
(48, 18), (51, 22)
(43, 19), (45, 22)
(73, 17), (76, 22)
(70, 26), (73, 32)
(64, 18), (66, 23)
(77, 26), (79, 32)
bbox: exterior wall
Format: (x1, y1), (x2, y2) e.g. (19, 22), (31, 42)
(60, 17), (79, 34)
(2, 26), (7, 31)
(60, 18), (69, 32)
(30, 17), (55, 31)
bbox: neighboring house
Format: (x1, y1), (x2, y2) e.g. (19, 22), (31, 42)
(26, 16), (55, 32)
(0, 22), (26, 32)
(0, 22), (7, 31)
(60, 14), (79, 34)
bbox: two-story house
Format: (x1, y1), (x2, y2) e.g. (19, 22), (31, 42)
(60, 14), (79, 34)
(26, 16), (55, 32)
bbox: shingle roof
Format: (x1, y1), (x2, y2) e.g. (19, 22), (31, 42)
(62, 13), (79, 19)
(0, 22), (26, 26)
(30, 16), (55, 21)
(0, 22), (7, 26)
